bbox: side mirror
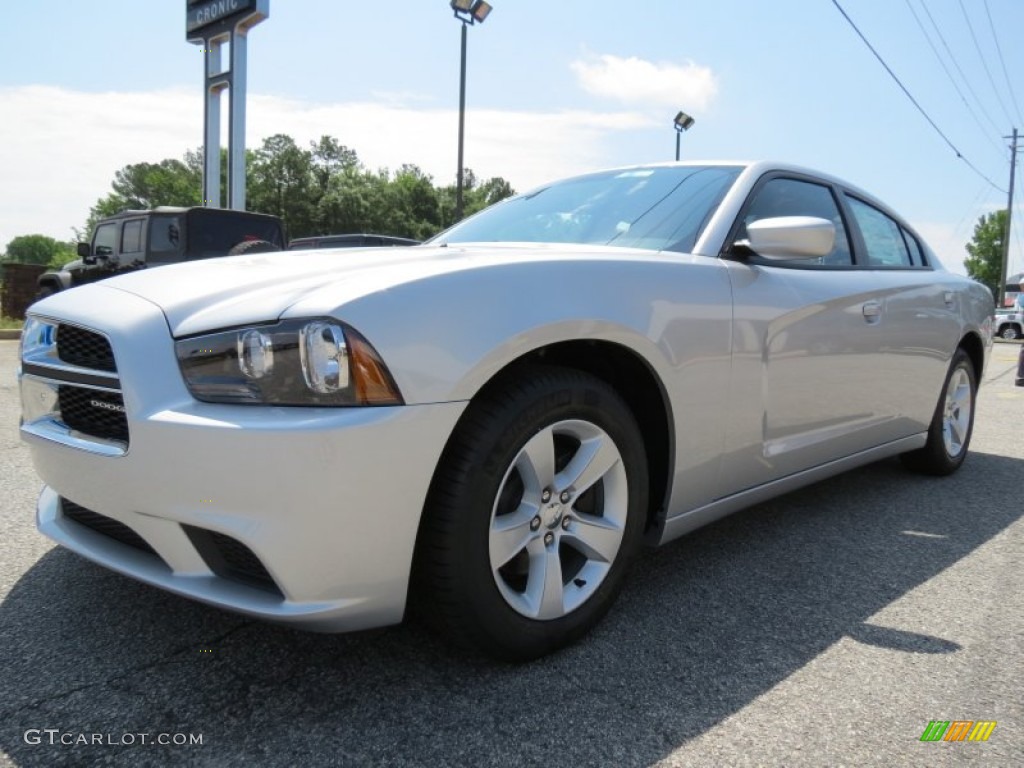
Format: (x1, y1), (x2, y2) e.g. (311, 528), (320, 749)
(77, 242), (94, 264)
(737, 216), (835, 260)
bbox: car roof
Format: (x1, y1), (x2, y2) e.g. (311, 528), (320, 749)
(98, 207), (281, 221)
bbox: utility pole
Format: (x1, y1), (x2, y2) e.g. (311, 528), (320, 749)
(999, 128), (1018, 307)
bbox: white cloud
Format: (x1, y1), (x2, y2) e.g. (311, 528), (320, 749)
(570, 54), (718, 111)
(0, 85), (202, 245)
(0, 85), (653, 249)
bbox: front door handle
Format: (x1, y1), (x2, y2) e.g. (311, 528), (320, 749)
(863, 301), (882, 322)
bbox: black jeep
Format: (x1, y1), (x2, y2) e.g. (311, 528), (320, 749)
(37, 207), (286, 297)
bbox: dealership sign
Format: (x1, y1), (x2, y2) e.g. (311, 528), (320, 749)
(186, 0), (269, 210)
(187, 0), (265, 37)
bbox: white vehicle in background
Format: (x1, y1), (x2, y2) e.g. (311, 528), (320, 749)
(19, 161), (993, 660)
(994, 308), (1023, 340)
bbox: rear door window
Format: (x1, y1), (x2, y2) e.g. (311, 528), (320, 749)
(121, 219), (144, 255)
(845, 196), (913, 267)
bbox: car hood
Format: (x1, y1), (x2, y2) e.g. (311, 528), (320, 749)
(95, 243), (656, 337)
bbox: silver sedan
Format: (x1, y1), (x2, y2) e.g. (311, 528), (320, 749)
(19, 161), (993, 660)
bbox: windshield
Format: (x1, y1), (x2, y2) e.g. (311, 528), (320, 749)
(431, 165), (742, 253)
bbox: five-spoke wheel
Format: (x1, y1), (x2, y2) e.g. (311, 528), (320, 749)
(489, 419), (629, 621)
(902, 349), (977, 475)
(415, 366), (648, 661)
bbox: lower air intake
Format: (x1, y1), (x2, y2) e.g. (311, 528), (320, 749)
(182, 525), (282, 596)
(60, 498), (157, 556)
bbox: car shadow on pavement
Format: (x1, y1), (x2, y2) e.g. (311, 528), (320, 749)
(1, 451), (1021, 768)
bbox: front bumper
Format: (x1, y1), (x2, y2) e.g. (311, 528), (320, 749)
(20, 287), (467, 631)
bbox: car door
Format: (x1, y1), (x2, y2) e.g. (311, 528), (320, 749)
(838, 192), (961, 433)
(720, 174), (904, 491)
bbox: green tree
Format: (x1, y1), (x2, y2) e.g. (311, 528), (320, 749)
(3, 234), (75, 267)
(83, 134), (515, 244)
(964, 209), (1007, 298)
(248, 134), (318, 236)
(437, 168), (517, 229)
(84, 152), (204, 235)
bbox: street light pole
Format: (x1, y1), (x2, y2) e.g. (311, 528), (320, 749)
(456, 20), (468, 221)
(450, 0), (492, 222)
(673, 110), (695, 162)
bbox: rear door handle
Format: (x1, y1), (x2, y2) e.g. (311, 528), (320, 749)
(944, 291), (955, 308)
(863, 301), (882, 321)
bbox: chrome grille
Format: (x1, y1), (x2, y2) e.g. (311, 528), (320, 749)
(56, 324), (117, 372)
(58, 385), (128, 442)
(21, 319), (130, 453)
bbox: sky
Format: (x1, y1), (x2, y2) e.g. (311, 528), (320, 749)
(2, 0), (1024, 279)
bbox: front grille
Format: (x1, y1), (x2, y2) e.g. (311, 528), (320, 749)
(58, 385), (128, 442)
(61, 498), (156, 555)
(182, 525), (282, 595)
(57, 324), (117, 372)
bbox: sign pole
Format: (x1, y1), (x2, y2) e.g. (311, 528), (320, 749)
(202, 35), (228, 208)
(187, 0), (268, 210)
(228, 30), (248, 210)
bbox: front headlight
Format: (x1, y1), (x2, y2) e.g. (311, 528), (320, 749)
(175, 318), (402, 406)
(20, 316), (58, 364)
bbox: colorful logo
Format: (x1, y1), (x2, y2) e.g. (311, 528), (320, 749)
(920, 721), (996, 742)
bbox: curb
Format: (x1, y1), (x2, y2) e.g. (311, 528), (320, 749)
(0, 329), (22, 341)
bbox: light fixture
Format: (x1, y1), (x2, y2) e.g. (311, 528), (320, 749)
(673, 110), (695, 161)
(451, 0), (491, 24)
(674, 111), (695, 132)
(471, 1), (492, 22)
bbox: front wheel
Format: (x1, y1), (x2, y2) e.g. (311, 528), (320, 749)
(414, 366), (648, 661)
(1000, 325), (1020, 340)
(901, 349), (977, 476)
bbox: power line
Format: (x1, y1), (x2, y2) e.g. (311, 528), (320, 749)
(945, 181), (997, 250)
(830, 0), (1005, 193)
(983, 0), (1024, 127)
(919, 0), (1003, 137)
(957, 0), (1016, 129)
(903, 0), (1004, 159)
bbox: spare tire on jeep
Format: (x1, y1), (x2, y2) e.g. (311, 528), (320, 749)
(228, 239), (281, 256)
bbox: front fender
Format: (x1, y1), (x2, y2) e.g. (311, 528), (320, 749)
(298, 257), (729, 406)
(292, 256), (736, 515)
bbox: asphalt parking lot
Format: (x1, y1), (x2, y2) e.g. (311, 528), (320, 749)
(0, 338), (1021, 768)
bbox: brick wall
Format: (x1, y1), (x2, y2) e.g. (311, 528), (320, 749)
(0, 263), (47, 320)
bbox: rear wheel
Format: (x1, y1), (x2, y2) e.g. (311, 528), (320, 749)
(1000, 324), (1021, 340)
(901, 349), (977, 476)
(415, 366), (648, 661)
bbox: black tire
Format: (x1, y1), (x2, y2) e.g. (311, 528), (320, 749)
(34, 285), (58, 301)
(413, 365), (648, 661)
(1000, 325), (1020, 340)
(900, 349), (977, 476)
(227, 239), (280, 256)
